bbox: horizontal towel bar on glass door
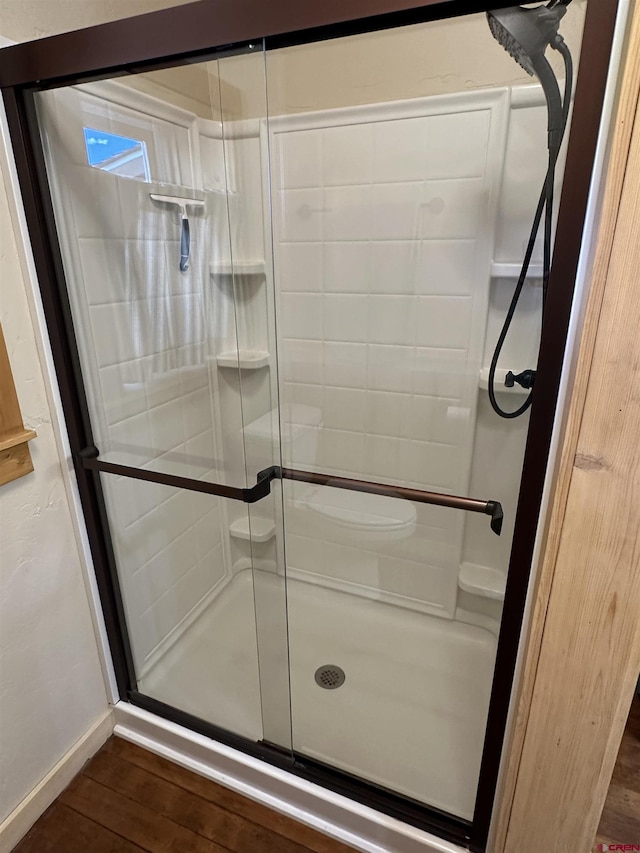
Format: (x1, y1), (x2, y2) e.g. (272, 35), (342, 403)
(76, 446), (275, 503)
(272, 467), (503, 535)
(77, 447), (503, 534)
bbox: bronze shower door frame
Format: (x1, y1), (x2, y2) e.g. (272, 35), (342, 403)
(0, 0), (620, 849)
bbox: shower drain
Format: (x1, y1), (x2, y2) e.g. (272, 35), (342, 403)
(314, 664), (346, 689)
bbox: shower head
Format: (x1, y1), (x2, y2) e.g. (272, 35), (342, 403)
(487, 3), (570, 77)
(487, 3), (572, 151)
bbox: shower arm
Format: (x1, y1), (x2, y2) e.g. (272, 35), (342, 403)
(77, 447), (504, 535)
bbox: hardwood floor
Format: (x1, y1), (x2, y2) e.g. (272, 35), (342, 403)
(14, 700), (638, 853)
(12, 737), (356, 853)
(595, 694), (640, 849)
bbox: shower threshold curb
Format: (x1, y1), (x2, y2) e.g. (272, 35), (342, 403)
(112, 701), (466, 853)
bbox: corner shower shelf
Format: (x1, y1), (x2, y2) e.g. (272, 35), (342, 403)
(478, 368), (530, 395)
(216, 350), (270, 369)
(210, 260), (266, 276)
(490, 262), (543, 279)
(229, 516), (276, 543)
(458, 562), (506, 602)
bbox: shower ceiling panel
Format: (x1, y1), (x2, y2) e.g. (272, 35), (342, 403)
(0, 1), (620, 850)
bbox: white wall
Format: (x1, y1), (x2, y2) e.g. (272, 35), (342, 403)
(0, 150), (109, 826)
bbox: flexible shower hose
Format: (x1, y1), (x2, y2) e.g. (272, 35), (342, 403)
(488, 40), (573, 419)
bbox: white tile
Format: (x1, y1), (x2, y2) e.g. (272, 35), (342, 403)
(372, 183), (423, 240)
(90, 301), (147, 367)
(107, 410), (153, 467)
(138, 553), (206, 644)
(143, 357), (183, 409)
(78, 238), (129, 305)
(285, 532), (325, 576)
(367, 344), (414, 393)
(99, 359), (146, 425)
(183, 431), (216, 477)
(103, 474), (162, 530)
(278, 243), (322, 292)
(121, 177), (177, 242)
(169, 295), (205, 357)
(122, 239), (174, 302)
(416, 240), (476, 295)
(319, 429), (365, 475)
(373, 117), (427, 183)
(324, 386), (366, 432)
(398, 440), (461, 490)
(323, 186), (372, 242)
(369, 242), (419, 294)
(322, 541), (379, 585)
(68, 165), (123, 240)
(419, 178), (486, 240)
(279, 189), (323, 242)
(179, 362), (209, 396)
(324, 294), (368, 342)
(365, 390), (407, 437)
(277, 130), (322, 189)
(148, 396), (187, 455)
(280, 293), (324, 339)
(322, 123), (373, 186)
(191, 511), (224, 563)
(282, 382), (324, 412)
(414, 501), (459, 531)
(368, 295), (416, 345)
(412, 347), (468, 398)
(198, 543), (225, 589)
(423, 110), (490, 179)
(282, 339), (324, 385)
(414, 296), (472, 348)
(182, 388), (214, 440)
(363, 433), (403, 481)
(390, 523), (457, 565)
(406, 395), (468, 446)
(396, 559), (452, 607)
(323, 342), (367, 389)
(323, 243), (371, 293)
(116, 508), (168, 578)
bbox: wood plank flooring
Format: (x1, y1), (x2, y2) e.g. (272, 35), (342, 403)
(13, 737), (356, 853)
(14, 700), (638, 853)
(595, 694), (640, 849)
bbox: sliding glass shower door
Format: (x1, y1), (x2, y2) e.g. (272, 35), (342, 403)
(35, 47), (293, 751)
(16, 0), (602, 844)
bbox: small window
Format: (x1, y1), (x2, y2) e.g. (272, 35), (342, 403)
(83, 127), (150, 182)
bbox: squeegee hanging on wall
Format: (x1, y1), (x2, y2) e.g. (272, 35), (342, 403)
(149, 193), (205, 272)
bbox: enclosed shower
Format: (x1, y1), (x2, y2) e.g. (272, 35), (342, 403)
(0, 0), (617, 849)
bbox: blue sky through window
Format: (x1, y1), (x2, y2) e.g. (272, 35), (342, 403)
(83, 128), (140, 164)
(83, 127), (150, 181)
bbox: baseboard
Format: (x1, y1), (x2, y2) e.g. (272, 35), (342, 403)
(113, 701), (465, 853)
(0, 710), (114, 853)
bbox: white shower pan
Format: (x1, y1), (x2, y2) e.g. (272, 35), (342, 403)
(140, 568), (496, 821)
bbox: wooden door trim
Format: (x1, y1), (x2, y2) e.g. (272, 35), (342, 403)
(494, 4), (640, 850)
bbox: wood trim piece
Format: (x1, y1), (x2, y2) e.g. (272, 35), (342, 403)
(0, 323), (36, 486)
(496, 8), (640, 849)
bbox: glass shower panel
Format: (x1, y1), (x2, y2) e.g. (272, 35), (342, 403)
(265, 8), (585, 820)
(34, 47), (290, 749)
(100, 473), (266, 738)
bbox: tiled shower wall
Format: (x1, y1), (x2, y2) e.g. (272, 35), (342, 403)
(38, 86), (230, 672)
(270, 91), (512, 615)
(39, 78), (557, 667)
